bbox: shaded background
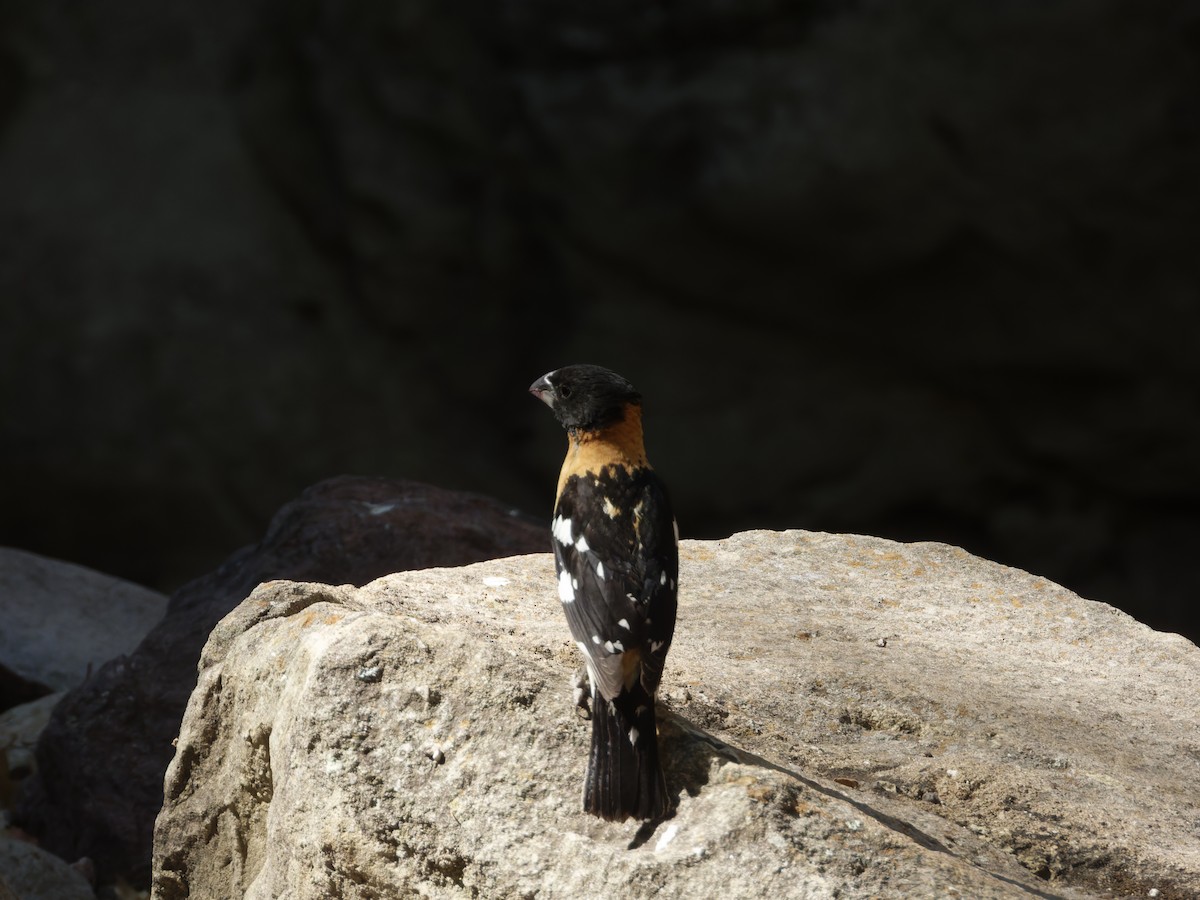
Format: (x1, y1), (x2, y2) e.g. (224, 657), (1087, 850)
(2, 0), (1197, 641)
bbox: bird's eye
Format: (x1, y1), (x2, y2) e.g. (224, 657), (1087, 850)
(559, 385), (572, 398)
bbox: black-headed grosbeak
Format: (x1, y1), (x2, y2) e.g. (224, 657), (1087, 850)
(529, 364), (678, 822)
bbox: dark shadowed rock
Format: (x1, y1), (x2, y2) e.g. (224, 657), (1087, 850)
(16, 476), (545, 885)
(0, 664), (53, 713)
(1, 0), (1197, 643)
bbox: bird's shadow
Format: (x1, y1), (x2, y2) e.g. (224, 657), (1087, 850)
(626, 707), (1070, 900)
(631, 708), (949, 852)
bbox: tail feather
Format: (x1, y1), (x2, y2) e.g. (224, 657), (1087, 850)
(583, 688), (668, 821)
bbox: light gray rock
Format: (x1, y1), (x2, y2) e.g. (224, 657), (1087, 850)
(0, 693), (62, 784)
(152, 532), (1200, 899)
(0, 838), (93, 900)
(0, 548), (167, 693)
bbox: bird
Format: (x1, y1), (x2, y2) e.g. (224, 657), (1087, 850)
(529, 364), (679, 822)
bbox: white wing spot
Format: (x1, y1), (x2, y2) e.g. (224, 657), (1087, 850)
(669, 579), (676, 591)
(592, 635), (601, 644)
(602, 497), (619, 518)
(628, 727), (640, 747)
(574, 643), (599, 693)
(626, 593), (639, 604)
(660, 571), (667, 586)
(552, 516), (574, 546)
(651, 640), (665, 653)
(603, 640), (625, 654)
(575, 534), (590, 553)
(595, 561), (605, 579)
(618, 618), (630, 630)
(572, 577), (580, 590)
(558, 571), (575, 603)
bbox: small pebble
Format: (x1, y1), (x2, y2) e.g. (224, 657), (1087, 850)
(357, 665), (383, 683)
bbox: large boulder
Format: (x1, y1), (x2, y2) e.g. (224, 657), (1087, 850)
(152, 531), (1199, 898)
(17, 476), (546, 885)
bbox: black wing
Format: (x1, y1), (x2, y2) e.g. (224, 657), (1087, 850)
(553, 465), (678, 701)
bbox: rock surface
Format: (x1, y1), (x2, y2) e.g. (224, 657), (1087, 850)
(152, 531), (1199, 899)
(0, 548), (167, 700)
(0, 694), (62, 800)
(0, 697), (87, 900)
(0, 838), (93, 900)
(17, 476), (546, 885)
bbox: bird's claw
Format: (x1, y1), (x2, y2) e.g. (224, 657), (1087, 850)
(573, 668), (592, 720)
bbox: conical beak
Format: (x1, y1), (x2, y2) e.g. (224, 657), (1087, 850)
(529, 373), (555, 408)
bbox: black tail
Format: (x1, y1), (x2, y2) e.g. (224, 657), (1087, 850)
(583, 687), (668, 821)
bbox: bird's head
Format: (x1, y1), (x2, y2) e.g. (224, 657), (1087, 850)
(529, 364), (642, 434)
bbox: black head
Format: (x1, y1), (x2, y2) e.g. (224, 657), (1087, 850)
(529, 364), (642, 433)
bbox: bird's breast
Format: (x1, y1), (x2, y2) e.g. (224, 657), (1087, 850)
(556, 433), (649, 500)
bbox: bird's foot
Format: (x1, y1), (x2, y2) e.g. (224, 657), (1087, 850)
(572, 668), (592, 720)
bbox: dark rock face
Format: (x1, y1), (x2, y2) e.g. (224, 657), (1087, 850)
(0, 664), (54, 712)
(16, 477), (546, 885)
(1, 2), (1197, 640)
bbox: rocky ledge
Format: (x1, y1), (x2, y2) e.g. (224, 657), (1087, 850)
(152, 531), (1199, 899)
